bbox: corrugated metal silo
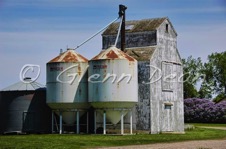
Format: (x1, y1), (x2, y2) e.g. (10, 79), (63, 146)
(0, 78), (51, 134)
(46, 48), (89, 134)
(88, 46), (138, 134)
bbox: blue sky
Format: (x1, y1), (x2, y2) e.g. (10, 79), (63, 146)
(0, 0), (226, 89)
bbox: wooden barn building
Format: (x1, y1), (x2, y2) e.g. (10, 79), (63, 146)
(102, 17), (184, 134)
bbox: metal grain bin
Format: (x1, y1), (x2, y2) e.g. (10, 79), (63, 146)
(0, 78), (51, 134)
(46, 48), (89, 125)
(88, 46), (138, 125)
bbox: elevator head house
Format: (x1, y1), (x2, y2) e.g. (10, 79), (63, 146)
(102, 17), (184, 134)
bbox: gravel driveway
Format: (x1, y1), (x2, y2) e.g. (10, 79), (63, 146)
(98, 139), (226, 149)
(98, 127), (226, 149)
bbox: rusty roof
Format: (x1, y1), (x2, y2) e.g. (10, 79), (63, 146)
(125, 47), (156, 61)
(91, 46), (136, 62)
(102, 17), (166, 35)
(48, 49), (88, 63)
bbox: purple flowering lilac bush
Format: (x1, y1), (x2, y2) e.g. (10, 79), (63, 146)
(184, 98), (226, 123)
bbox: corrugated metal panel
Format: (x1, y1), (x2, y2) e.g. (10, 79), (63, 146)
(46, 49), (89, 125)
(6, 94), (33, 132)
(46, 62), (89, 108)
(0, 90), (51, 134)
(89, 46), (138, 124)
(48, 49), (88, 63)
(1, 80), (45, 91)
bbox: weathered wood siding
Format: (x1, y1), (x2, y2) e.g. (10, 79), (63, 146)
(149, 19), (184, 134)
(136, 61), (150, 130)
(102, 18), (184, 134)
(149, 49), (161, 133)
(102, 31), (157, 49)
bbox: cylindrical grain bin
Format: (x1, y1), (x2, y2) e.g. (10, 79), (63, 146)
(88, 46), (138, 125)
(46, 48), (89, 125)
(0, 78), (51, 134)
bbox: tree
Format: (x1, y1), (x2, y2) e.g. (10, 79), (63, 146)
(214, 93), (226, 103)
(198, 63), (213, 99)
(205, 51), (226, 97)
(182, 56), (203, 98)
(183, 52), (226, 99)
(198, 80), (213, 99)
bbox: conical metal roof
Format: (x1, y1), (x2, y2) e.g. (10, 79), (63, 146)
(48, 48), (88, 63)
(91, 46), (135, 61)
(1, 77), (45, 91)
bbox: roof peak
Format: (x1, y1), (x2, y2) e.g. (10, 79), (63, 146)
(91, 46), (136, 62)
(1, 80), (45, 91)
(102, 17), (169, 35)
(127, 17), (168, 22)
(48, 49), (88, 63)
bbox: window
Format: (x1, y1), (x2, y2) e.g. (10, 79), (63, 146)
(164, 103), (173, 109)
(125, 25), (134, 30)
(165, 105), (172, 110)
(166, 24), (169, 33)
(162, 62), (173, 91)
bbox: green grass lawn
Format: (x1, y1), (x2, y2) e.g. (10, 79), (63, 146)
(189, 123), (226, 127)
(0, 128), (226, 149)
